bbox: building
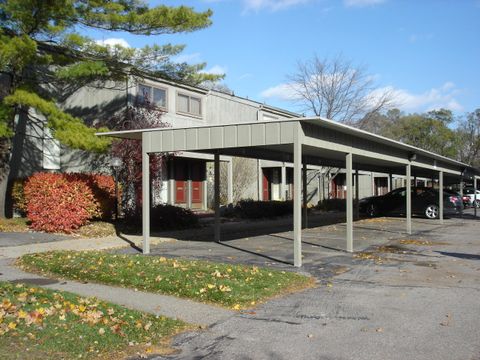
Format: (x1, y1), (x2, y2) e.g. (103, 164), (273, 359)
(5, 73), (409, 211)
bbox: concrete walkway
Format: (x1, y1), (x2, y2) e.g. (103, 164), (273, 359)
(0, 258), (233, 326)
(0, 232), (233, 326)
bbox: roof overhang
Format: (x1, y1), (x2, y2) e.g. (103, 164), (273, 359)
(98, 117), (480, 182)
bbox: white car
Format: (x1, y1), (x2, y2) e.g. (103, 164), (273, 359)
(464, 188), (480, 208)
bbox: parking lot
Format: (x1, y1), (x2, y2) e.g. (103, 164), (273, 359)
(120, 210), (480, 360)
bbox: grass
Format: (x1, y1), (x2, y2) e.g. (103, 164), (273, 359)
(0, 218), (29, 232)
(0, 281), (187, 359)
(18, 251), (314, 309)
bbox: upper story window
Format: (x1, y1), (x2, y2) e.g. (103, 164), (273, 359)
(176, 92), (202, 117)
(137, 84), (167, 109)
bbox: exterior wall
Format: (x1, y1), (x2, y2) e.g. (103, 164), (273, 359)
(10, 73), (300, 210)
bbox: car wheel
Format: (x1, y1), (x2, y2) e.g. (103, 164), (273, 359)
(425, 204), (439, 219)
(475, 200), (480, 209)
(367, 204), (377, 217)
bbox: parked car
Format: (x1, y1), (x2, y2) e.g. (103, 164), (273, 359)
(359, 187), (463, 219)
(463, 188), (480, 208)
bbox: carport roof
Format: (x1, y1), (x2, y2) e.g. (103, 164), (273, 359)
(99, 116), (480, 180)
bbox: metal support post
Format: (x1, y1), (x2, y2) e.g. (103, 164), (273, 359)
(346, 153), (353, 252)
(460, 178), (464, 217)
(406, 164), (412, 235)
(142, 133), (151, 254)
(389, 173), (393, 191)
(474, 177), (478, 218)
(439, 171), (444, 224)
(281, 163), (286, 200)
(355, 168), (360, 219)
(293, 127), (302, 267)
(227, 159), (233, 204)
(214, 153), (221, 242)
(302, 162), (308, 229)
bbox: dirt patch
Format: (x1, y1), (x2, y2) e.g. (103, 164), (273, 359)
(357, 218), (393, 224)
(399, 239), (450, 246)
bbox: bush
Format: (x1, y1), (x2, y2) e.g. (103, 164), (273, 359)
(11, 178), (27, 216)
(70, 173), (117, 220)
(231, 199), (293, 219)
(124, 204), (199, 231)
(24, 173), (98, 233)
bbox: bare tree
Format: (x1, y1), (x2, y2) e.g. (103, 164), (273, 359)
(288, 54), (394, 126)
(288, 55), (395, 201)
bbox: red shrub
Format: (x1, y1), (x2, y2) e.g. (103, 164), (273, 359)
(66, 173), (117, 220)
(24, 173), (98, 233)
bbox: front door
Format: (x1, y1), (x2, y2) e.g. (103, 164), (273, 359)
(191, 162), (203, 204)
(263, 169), (270, 201)
(175, 162), (187, 203)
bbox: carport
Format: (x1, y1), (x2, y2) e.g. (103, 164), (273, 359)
(99, 117), (480, 267)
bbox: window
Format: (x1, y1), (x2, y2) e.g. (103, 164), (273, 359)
(176, 92), (202, 117)
(137, 84), (167, 109)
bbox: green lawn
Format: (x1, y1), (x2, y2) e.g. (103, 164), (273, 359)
(18, 251), (314, 309)
(0, 282), (187, 359)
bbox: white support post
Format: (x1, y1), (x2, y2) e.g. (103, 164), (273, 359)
(346, 153), (353, 252)
(439, 171), (444, 224)
(214, 153), (221, 243)
(406, 164), (412, 235)
(302, 161), (308, 229)
(142, 133), (151, 254)
(202, 179), (208, 210)
(168, 160), (175, 205)
(371, 172), (375, 196)
(355, 168), (360, 220)
(460, 178), (464, 217)
(281, 163), (286, 200)
(227, 159), (233, 204)
(293, 126), (303, 267)
(474, 176), (478, 218)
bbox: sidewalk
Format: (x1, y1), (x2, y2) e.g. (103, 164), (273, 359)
(0, 232), (234, 326)
(0, 233), (170, 259)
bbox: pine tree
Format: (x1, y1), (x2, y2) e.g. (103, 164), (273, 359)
(0, 0), (222, 217)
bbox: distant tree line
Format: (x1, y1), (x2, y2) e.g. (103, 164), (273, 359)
(357, 108), (480, 168)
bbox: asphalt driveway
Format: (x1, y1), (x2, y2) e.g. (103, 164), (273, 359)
(132, 211), (480, 360)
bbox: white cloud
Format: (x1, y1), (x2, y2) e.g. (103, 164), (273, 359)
(201, 65), (227, 75)
(243, 0), (310, 12)
(344, 0), (386, 8)
(370, 82), (463, 112)
(261, 80), (463, 113)
(260, 83), (299, 100)
(95, 38), (130, 48)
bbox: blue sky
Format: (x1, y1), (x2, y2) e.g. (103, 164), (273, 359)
(92, 0), (479, 116)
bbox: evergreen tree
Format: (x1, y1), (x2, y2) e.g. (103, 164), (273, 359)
(0, 0), (222, 217)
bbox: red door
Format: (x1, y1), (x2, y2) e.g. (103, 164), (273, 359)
(175, 162), (187, 203)
(191, 162), (204, 204)
(263, 169), (270, 201)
